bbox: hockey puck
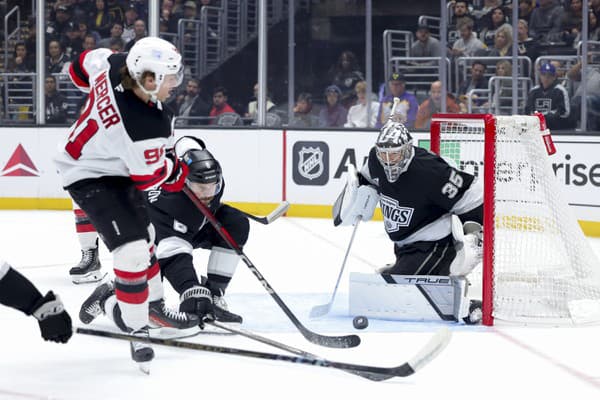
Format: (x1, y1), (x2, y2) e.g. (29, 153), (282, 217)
(352, 316), (369, 330)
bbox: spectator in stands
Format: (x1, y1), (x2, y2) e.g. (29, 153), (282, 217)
(589, 9), (600, 41)
(289, 93), (319, 127)
(344, 80), (379, 128)
(161, 2), (179, 33)
(25, 17), (37, 60)
(183, 1), (199, 20)
(106, 0), (124, 25)
(245, 83), (276, 120)
(375, 72), (419, 129)
(109, 37), (125, 52)
(472, 0), (504, 25)
(488, 60), (514, 113)
(517, 19), (539, 61)
(415, 81), (461, 129)
(529, 0), (564, 42)
(46, 40), (70, 75)
(124, 19), (147, 51)
(47, 4), (73, 42)
(77, 19), (102, 46)
(82, 33), (98, 52)
(479, 7), (509, 48)
(8, 42), (35, 74)
(410, 24), (442, 62)
(486, 23), (513, 57)
(319, 85), (347, 128)
(61, 21), (83, 61)
(568, 59), (600, 130)
(90, 0), (116, 38)
(558, 0), (584, 46)
(122, 4), (139, 43)
(328, 51), (364, 109)
(44, 76), (69, 125)
(98, 22), (124, 48)
(450, 17), (486, 58)
(449, 0), (475, 46)
(457, 61), (488, 112)
(518, 0), (536, 21)
(525, 63), (575, 130)
(170, 78), (211, 125)
(209, 87), (237, 124)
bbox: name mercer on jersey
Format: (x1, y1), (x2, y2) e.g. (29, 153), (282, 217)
(94, 70), (121, 129)
(380, 194), (414, 233)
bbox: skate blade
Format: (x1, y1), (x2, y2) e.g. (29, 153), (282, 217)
(148, 325), (201, 339)
(71, 271), (107, 284)
(137, 361), (151, 375)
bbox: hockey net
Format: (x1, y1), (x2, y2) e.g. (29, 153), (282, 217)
(430, 113), (600, 326)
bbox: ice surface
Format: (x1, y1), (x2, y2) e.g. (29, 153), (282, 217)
(1, 210), (599, 399)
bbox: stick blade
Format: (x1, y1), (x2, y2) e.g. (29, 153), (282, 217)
(266, 201), (290, 223)
(309, 303), (332, 319)
(407, 327), (452, 373)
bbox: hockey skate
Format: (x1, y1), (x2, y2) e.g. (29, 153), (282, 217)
(463, 299), (482, 325)
(148, 299), (201, 338)
(70, 244), (106, 284)
(130, 326), (154, 374)
(79, 281), (114, 324)
(212, 291), (243, 324)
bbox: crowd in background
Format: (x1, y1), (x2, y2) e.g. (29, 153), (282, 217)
(1, 0), (599, 131)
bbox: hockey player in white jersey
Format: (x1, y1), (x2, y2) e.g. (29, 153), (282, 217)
(334, 117), (484, 324)
(54, 37), (212, 369)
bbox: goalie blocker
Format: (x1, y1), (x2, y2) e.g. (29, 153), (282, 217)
(332, 164), (379, 227)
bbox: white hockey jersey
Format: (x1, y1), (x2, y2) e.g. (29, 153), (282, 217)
(54, 48), (177, 191)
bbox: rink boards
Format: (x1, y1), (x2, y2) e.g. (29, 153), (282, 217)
(0, 126), (598, 235)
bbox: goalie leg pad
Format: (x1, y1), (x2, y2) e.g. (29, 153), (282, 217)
(449, 217), (483, 277)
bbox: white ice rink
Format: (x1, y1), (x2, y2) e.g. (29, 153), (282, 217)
(1, 210), (600, 400)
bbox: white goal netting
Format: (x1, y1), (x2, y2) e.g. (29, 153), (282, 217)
(433, 114), (600, 325)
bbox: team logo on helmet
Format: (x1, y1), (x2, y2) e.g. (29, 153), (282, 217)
(292, 141), (329, 186)
(298, 146), (324, 180)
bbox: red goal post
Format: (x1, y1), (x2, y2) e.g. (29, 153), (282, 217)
(430, 113), (600, 326)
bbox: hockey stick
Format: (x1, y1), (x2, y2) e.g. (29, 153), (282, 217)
(183, 186), (360, 348)
(240, 201), (290, 225)
(207, 320), (391, 381)
(309, 219), (360, 318)
(76, 326), (451, 379)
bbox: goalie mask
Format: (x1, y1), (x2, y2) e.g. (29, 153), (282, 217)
(182, 149), (223, 202)
(375, 121), (414, 182)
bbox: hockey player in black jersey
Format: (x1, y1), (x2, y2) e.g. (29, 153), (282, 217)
(0, 259), (72, 343)
(334, 116), (484, 323)
(146, 136), (249, 325)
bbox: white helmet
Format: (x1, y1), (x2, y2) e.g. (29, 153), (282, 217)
(126, 37), (184, 99)
(375, 120), (414, 182)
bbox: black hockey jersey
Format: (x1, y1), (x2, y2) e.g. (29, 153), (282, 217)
(361, 146), (482, 245)
(146, 183), (224, 255)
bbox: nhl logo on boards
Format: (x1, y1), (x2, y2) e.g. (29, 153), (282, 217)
(292, 141), (329, 186)
(380, 194), (413, 233)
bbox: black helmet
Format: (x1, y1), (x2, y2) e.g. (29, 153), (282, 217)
(182, 149), (222, 184)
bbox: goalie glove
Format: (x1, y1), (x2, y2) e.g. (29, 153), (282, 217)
(161, 151), (189, 192)
(332, 164), (379, 227)
(179, 286), (214, 328)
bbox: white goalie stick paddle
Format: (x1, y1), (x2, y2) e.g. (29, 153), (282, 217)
(309, 219), (360, 318)
(76, 326), (452, 380)
(240, 201), (290, 224)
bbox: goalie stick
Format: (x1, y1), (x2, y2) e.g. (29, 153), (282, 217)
(76, 326), (451, 379)
(183, 185), (360, 349)
(309, 219), (360, 318)
(240, 201), (290, 225)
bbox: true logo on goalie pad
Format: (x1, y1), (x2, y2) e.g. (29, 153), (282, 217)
(380, 195), (413, 232)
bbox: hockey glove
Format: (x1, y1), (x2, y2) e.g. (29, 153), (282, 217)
(32, 291), (73, 343)
(179, 286), (214, 328)
(161, 152), (189, 192)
